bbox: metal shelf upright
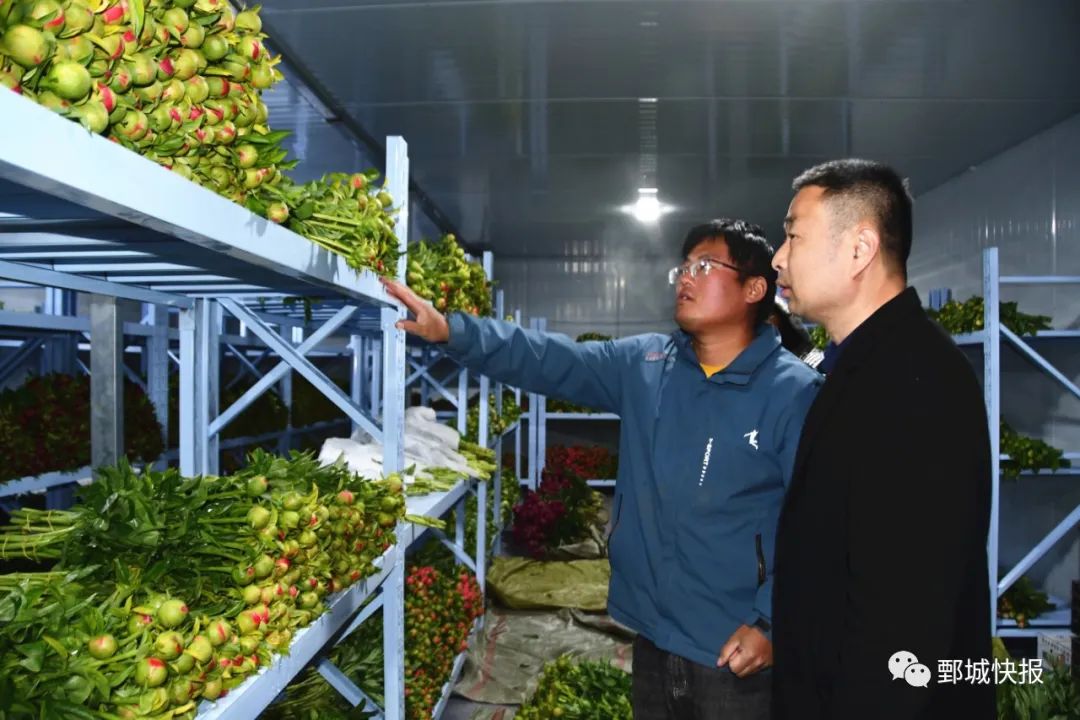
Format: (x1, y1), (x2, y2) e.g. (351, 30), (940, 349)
(935, 247), (1080, 637)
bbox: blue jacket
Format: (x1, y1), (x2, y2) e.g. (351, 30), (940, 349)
(446, 314), (822, 668)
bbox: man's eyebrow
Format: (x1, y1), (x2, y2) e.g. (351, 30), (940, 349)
(783, 215), (795, 229)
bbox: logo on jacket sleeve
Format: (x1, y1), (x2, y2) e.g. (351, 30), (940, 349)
(644, 351), (667, 362)
(743, 429), (759, 450)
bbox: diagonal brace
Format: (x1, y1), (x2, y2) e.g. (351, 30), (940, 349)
(219, 300), (381, 442)
(428, 527), (478, 573)
(336, 589), (385, 646)
(1002, 326), (1080, 403)
(406, 357), (461, 406)
(0, 339), (42, 383)
(209, 304), (359, 437)
(316, 658), (384, 715)
(999, 501), (1080, 595)
(225, 343), (267, 384)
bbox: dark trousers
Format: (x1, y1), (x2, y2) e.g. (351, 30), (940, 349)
(632, 635), (772, 720)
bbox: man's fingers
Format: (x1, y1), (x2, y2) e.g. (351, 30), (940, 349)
(734, 657), (762, 678)
(395, 319), (422, 336)
(381, 277), (427, 315)
(716, 640), (740, 668)
(727, 650), (750, 676)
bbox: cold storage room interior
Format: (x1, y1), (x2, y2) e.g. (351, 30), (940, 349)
(1, 1), (1080, 718)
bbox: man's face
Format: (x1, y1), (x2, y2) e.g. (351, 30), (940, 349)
(774, 186), (848, 323)
(673, 237), (752, 333)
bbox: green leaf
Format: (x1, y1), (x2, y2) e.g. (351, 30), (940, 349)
(16, 641), (45, 673)
(296, 200), (315, 220)
(130, 0), (145, 39)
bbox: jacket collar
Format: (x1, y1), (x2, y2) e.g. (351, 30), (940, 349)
(672, 323), (781, 386)
(829, 286), (922, 376)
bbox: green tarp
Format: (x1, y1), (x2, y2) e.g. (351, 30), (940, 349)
(486, 557), (612, 611)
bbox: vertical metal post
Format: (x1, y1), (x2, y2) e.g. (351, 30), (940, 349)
(382, 313), (405, 475)
(514, 309), (523, 487)
(279, 326), (300, 455)
(984, 248), (1001, 635)
(382, 134), (409, 720)
(492, 290), (506, 553)
(350, 335), (363, 435)
(186, 299), (220, 475)
(89, 294), (123, 469)
(536, 317), (548, 479)
(457, 369), (469, 435)
(527, 318), (540, 491)
(477, 372), (490, 587)
(420, 346), (431, 407)
(147, 304), (169, 444)
(370, 338), (382, 421)
(179, 306), (196, 476)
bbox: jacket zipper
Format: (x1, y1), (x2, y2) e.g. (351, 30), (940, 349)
(756, 533), (766, 587)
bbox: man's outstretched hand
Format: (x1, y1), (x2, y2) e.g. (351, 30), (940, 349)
(380, 277), (451, 344)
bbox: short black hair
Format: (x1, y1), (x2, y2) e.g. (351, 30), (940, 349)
(680, 218), (777, 326)
(792, 159), (913, 277)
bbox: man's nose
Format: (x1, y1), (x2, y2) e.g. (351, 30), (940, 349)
(772, 241), (788, 271)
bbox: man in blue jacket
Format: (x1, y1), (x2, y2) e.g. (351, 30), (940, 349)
(383, 219), (821, 719)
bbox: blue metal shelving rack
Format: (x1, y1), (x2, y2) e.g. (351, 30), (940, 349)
(524, 317), (620, 491)
(0, 89), (428, 719)
(939, 247), (1080, 637)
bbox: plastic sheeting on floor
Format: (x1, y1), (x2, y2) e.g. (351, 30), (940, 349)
(486, 557), (611, 611)
(453, 607), (634, 714)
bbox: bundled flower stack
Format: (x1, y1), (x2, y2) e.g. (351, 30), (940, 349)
(263, 562), (484, 720)
(511, 451), (606, 559)
(1, 0), (290, 197)
(0, 450), (406, 718)
(0, 372), (163, 486)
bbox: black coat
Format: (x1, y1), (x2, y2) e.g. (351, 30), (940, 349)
(772, 288), (995, 720)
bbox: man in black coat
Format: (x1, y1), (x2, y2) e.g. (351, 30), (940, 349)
(770, 159), (995, 719)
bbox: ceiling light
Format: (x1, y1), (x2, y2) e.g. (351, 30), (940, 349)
(632, 195), (662, 223)
(639, 97), (658, 104)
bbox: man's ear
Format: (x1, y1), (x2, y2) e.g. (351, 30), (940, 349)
(853, 226), (880, 273)
(745, 276), (767, 304)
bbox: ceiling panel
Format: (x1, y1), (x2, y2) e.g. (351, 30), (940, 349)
(255, 0), (1080, 257)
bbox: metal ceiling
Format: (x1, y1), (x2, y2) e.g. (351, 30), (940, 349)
(256, 0), (1080, 263)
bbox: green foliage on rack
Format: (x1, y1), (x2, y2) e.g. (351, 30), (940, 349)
(808, 296), (1055, 349)
(810, 325), (830, 351)
(997, 576), (1053, 628)
(928, 296), (1053, 336)
(250, 171), (401, 276)
(406, 234), (493, 317)
(464, 390), (522, 443)
(0, 373), (163, 485)
(1002, 423), (1072, 480)
(515, 655), (632, 720)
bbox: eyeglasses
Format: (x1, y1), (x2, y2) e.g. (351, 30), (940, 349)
(667, 257), (742, 285)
